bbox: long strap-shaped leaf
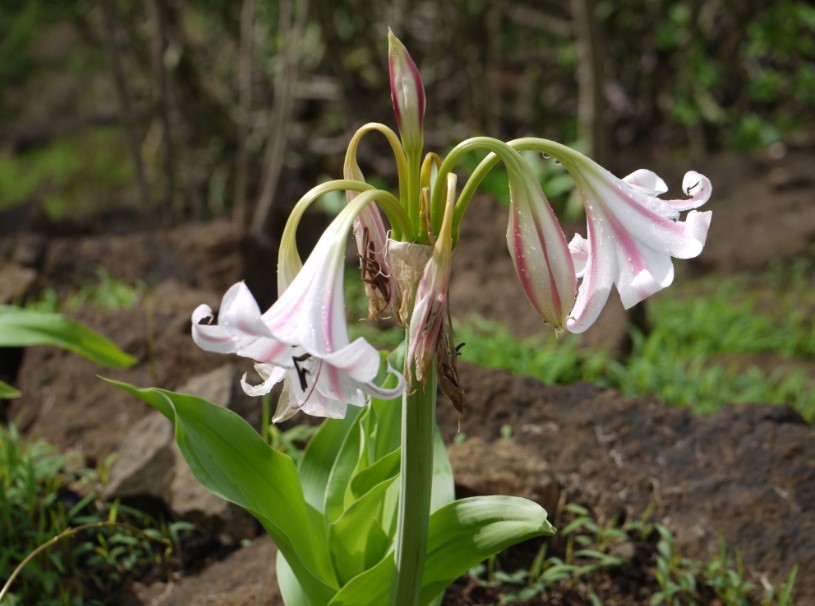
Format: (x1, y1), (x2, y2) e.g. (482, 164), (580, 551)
(0, 379), (21, 398)
(104, 379), (338, 606)
(0, 306), (136, 367)
(327, 495), (556, 606)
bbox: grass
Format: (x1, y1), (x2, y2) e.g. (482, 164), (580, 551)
(464, 503), (797, 605)
(25, 267), (146, 314)
(452, 262), (815, 422)
(0, 425), (191, 606)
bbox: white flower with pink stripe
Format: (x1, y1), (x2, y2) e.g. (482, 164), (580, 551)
(565, 161), (712, 333)
(192, 214), (405, 421)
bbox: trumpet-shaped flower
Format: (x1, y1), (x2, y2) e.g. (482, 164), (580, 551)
(192, 209), (405, 420)
(388, 30), (425, 154)
(565, 160), (712, 333)
(506, 163), (577, 330)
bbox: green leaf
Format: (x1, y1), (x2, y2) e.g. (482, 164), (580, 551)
(420, 496), (555, 603)
(103, 378), (338, 606)
(0, 379), (21, 398)
(430, 422), (455, 513)
(0, 306), (135, 367)
(277, 552), (311, 606)
(350, 447), (400, 500)
(327, 554), (394, 606)
(329, 476), (398, 585)
(368, 389), (402, 460)
(298, 410), (360, 512)
(328, 495), (555, 605)
(324, 412), (365, 523)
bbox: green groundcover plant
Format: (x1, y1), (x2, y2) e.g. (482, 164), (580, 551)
(0, 304), (154, 604)
(0, 424), (191, 606)
(101, 31), (713, 606)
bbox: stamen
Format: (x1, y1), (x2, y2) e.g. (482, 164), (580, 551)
(292, 353), (312, 390)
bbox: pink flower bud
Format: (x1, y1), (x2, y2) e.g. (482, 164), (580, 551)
(388, 30), (425, 154)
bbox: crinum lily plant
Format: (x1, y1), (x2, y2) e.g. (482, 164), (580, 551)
(110, 32), (711, 606)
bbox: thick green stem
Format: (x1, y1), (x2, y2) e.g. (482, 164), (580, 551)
(405, 147), (424, 241)
(389, 364), (437, 606)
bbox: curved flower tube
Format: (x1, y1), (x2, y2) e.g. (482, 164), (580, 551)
(565, 161), (712, 333)
(192, 195), (407, 420)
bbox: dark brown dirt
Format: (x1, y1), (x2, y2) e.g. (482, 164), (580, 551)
(437, 366), (813, 604)
(1, 148), (814, 604)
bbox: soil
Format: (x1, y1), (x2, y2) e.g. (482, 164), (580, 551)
(2, 147), (814, 604)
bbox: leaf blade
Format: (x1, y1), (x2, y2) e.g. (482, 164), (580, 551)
(0, 306), (135, 367)
(103, 378), (338, 605)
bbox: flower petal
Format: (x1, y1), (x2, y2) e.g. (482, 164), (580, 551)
(564, 157), (712, 334)
(240, 363), (286, 397)
(623, 169), (668, 196)
(408, 174), (456, 380)
(565, 216), (615, 333)
(663, 171), (712, 212)
(191, 282), (280, 356)
(568, 234), (589, 279)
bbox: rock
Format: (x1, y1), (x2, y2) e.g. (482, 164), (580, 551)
(11, 233), (48, 268)
(38, 220), (277, 308)
(0, 260), (36, 303)
(128, 535), (283, 606)
(177, 365), (235, 408)
(447, 436), (561, 515)
(173, 363), (264, 435)
(103, 412), (175, 500)
(11, 282), (223, 463)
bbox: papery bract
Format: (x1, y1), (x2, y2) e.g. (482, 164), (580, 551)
(407, 175), (456, 382)
(565, 160), (712, 333)
(506, 163), (577, 330)
(192, 208), (405, 420)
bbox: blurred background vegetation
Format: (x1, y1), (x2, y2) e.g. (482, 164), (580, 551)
(1, 0), (814, 231)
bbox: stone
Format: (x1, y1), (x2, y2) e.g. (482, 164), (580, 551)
(447, 436), (561, 515)
(128, 535), (283, 606)
(103, 411), (175, 501)
(0, 261), (36, 303)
